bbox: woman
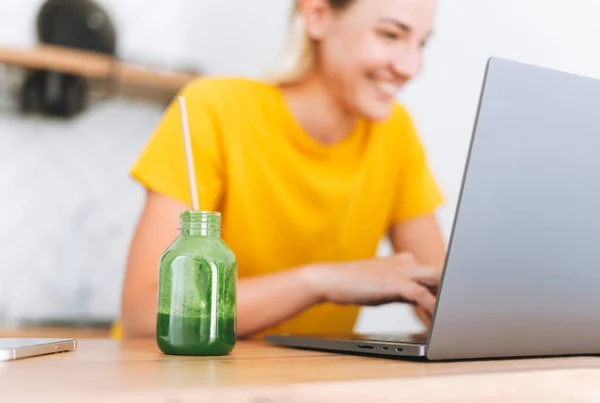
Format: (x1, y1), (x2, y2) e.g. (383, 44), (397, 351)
(121, 0), (445, 339)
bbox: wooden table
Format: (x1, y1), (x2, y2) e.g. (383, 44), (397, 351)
(2, 339), (600, 402)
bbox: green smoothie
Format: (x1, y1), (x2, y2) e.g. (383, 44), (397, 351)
(156, 211), (237, 356)
(156, 312), (235, 356)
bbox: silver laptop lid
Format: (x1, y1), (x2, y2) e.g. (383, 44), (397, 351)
(427, 58), (600, 360)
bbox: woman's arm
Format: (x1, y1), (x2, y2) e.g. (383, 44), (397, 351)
(390, 215), (446, 266)
(120, 191), (184, 337)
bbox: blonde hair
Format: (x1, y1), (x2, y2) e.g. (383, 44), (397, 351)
(268, 0), (356, 85)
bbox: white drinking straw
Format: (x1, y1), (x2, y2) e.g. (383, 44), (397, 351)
(178, 96), (200, 210)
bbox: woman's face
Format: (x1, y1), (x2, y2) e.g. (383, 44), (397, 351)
(303, 0), (436, 120)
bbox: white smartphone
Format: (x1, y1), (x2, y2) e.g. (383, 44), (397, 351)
(0, 338), (77, 361)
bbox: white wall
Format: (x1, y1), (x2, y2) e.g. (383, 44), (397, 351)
(2, 0), (600, 332)
(0, 0), (292, 76)
(183, 0), (293, 77)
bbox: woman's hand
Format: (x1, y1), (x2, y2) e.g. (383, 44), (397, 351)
(414, 306), (433, 328)
(303, 253), (442, 314)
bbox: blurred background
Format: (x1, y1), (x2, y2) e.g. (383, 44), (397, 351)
(1, 0), (599, 334)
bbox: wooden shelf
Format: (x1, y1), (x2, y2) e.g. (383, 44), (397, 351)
(0, 45), (197, 95)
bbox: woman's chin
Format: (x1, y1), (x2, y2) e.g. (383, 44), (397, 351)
(356, 101), (394, 122)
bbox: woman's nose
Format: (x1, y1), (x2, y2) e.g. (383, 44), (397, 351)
(391, 47), (422, 81)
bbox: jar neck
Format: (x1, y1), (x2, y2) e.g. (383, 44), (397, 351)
(179, 210), (221, 237)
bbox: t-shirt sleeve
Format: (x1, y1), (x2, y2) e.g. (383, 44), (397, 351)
(391, 111), (444, 223)
(130, 80), (224, 211)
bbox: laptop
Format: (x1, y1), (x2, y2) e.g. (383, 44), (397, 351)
(265, 58), (600, 360)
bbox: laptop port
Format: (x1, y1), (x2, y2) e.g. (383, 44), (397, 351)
(356, 345), (374, 350)
(382, 347), (389, 351)
(396, 348), (404, 352)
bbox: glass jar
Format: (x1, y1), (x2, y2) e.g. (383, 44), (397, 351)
(156, 211), (237, 356)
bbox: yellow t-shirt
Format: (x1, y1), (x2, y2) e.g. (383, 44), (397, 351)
(131, 77), (443, 337)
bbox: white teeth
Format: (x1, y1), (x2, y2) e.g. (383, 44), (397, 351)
(375, 81), (399, 96)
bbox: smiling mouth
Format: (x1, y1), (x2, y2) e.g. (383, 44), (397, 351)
(373, 80), (402, 100)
